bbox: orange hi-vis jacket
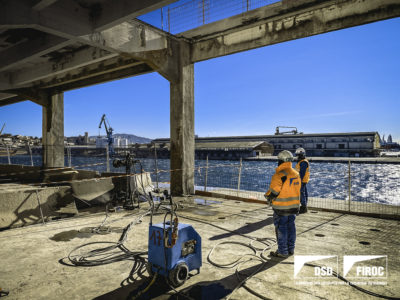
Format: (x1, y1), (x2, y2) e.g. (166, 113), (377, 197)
(266, 162), (301, 215)
(295, 158), (310, 183)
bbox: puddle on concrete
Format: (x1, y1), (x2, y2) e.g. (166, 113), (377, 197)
(185, 208), (218, 216)
(50, 227), (123, 242)
(194, 198), (222, 206)
(180, 283), (232, 300)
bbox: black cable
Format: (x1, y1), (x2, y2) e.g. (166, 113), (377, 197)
(183, 214), (399, 300)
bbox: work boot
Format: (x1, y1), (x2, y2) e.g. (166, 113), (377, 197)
(270, 251), (289, 258)
(299, 206), (308, 214)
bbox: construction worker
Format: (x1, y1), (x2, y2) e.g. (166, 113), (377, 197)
(265, 150), (301, 258)
(295, 147), (310, 214)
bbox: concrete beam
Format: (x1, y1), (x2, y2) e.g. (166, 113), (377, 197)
(82, 19), (169, 54)
(7, 47), (118, 88)
(1, 19), (172, 89)
(169, 42), (195, 196)
(42, 92), (64, 168)
(0, 0), (92, 37)
(46, 63), (153, 91)
(1, 0), (175, 43)
(0, 35), (70, 72)
(33, 58), (144, 89)
(189, 0), (400, 62)
(0, 95), (27, 107)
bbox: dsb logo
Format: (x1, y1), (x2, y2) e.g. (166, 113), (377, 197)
(314, 266), (333, 276)
(294, 255), (338, 278)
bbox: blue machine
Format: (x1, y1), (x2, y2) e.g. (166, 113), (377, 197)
(148, 222), (202, 287)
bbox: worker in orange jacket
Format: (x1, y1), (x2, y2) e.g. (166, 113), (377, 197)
(295, 147), (310, 214)
(265, 150), (301, 258)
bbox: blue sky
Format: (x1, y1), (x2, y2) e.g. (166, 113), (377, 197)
(0, 17), (399, 142)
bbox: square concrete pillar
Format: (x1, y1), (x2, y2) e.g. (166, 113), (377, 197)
(42, 92), (64, 168)
(170, 63), (195, 196)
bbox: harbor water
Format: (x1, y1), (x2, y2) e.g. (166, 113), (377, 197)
(1, 155), (399, 206)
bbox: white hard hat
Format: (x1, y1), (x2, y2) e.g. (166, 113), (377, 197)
(295, 147), (306, 156)
(277, 150), (293, 162)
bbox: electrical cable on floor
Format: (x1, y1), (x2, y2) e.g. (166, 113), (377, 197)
(207, 238), (276, 300)
(66, 191), (399, 300)
(130, 272), (158, 300)
(189, 214), (399, 300)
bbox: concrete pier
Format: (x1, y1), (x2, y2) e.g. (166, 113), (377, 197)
(42, 92), (64, 168)
(170, 43), (195, 196)
(0, 197), (398, 299)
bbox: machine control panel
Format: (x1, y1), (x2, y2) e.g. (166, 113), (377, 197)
(181, 239), (196, 257)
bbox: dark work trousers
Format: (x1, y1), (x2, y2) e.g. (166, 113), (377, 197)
(273, 212), (296, 255)
(300, 183), (308, 207)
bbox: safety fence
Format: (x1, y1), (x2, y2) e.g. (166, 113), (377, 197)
(139, 0), (280, 34)
(1, 148), (399, 217)
(191, 159), (400, 217)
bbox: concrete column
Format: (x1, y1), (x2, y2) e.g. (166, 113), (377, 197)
(42, 92), (64, 168)
(169, 45), (195, 196)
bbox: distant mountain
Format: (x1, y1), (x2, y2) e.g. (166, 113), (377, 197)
(91, 133), (152, 144)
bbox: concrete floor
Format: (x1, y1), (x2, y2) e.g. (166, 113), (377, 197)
(0, 197), (399, 300)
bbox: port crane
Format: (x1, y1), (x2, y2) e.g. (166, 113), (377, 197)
(0, 123), (5, 135)
(275, 126), (301, 135)
(98, 114), (114, 155)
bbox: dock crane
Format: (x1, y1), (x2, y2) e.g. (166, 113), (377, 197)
(98, 114), (114, 155)
(0, 123), (5, 135)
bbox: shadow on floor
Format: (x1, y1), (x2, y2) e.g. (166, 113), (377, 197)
(209, 217), (274, 241)
(93, 255), (284, 300)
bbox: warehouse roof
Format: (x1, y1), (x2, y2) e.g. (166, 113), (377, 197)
(195, 141), (270, 150)
(154, 132), (379, 143)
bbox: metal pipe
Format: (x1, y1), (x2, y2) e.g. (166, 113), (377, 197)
(204, 155), (208, 192)
(28, 144), (34, 166)
(106, 146), (110, 172)
(154, 143), (159, 190)
(237, 157), (243, 194)
(6, 144), (11, 164)
(67, 146), (72, 167)
(348, 160), (351, 212)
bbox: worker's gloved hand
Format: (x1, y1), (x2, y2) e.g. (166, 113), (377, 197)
(265, 192), (277, 205)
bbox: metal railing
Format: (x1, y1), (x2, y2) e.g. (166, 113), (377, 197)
(192, 157), (400, 217)
(139, 0), (280, 34)
(1, 147), (399, 217)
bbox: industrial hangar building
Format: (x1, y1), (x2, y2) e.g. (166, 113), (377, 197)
(154, 131), (381, 157)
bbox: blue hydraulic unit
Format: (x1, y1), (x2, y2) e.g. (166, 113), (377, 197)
(147, 192), (202, 287)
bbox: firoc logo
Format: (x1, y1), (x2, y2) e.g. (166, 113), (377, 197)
(294, 255), (338, 279)
(343, 255), (387, 278)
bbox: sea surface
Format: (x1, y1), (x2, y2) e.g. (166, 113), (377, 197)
(1, 155), (399, 206)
